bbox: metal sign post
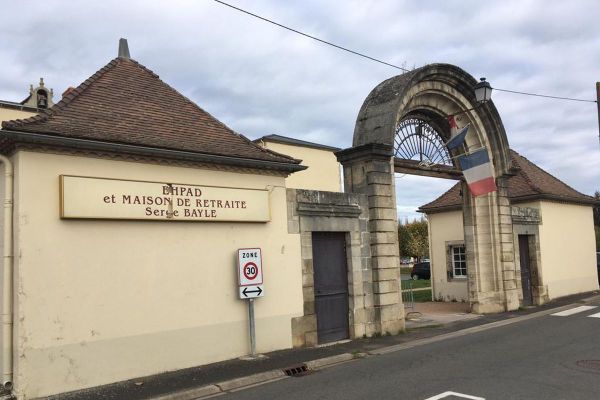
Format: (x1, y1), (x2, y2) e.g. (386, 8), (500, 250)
(237, 248), (264, 358)
(248, 298), (256, 356)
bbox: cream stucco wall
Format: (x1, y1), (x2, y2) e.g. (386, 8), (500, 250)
(536, 201), (599, 299)
(429, 200), (599, 307)
(9, 151), (303, 399)
(0, 107), (36, 123)
(427, 210), (468, 302)
(261, 141), (341, 192)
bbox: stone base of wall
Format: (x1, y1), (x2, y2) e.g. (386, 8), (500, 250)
(287, 189), (378, 347)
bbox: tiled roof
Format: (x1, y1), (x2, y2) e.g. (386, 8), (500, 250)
(1, 57), (299, 166)
(419, 149), (597, 212)
(418, 184), (463, 213)
(255, 134), (341, 152)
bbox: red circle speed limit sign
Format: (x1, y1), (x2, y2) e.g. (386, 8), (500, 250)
(237, 248), (263, 286)
(243, 262), (258, 280)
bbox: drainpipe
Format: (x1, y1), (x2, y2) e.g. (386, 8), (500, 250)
(0, 155), (13, 391)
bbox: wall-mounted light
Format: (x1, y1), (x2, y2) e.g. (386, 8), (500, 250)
(474, 77), (493, 103)
(448, 77), (494, 120)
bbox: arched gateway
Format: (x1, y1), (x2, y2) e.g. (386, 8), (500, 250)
(337, 64), (520, 332)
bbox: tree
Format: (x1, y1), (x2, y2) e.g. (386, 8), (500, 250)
(594, 191), (600, 227)
(407, 220), (429, 261)
(398, 218), (429, 260)
(594, 191), (600, 251)
(397, 222), (411, 259)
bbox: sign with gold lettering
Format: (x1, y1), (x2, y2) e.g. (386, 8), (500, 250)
(60, 175), (270, 222)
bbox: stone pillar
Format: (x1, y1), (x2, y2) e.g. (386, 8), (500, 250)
(462, 177), (520, 314)
(337, 144), (404, 335)
(496, 176), (520, 311)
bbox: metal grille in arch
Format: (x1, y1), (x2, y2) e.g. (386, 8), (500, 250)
(394, 118), (452, 166)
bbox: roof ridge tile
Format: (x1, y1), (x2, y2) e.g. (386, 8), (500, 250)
(1, 56), (299, 166)
(421, 149), (595, 212)
(509, 150), (542, 194)
(124, 58), (297, 163)
(510, 149), (593, 200)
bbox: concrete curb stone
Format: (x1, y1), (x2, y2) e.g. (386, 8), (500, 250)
(305, 353), (354, 369)
(147, 353), (357, 400)
(150, 385), (221, 400)
(216, 370), (286, 392)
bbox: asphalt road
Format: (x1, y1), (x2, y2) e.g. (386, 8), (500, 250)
(223, 300), (600, 400)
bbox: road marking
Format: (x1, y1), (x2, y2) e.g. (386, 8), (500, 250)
(550, 305), (597, 316)
(587, 311), (600, 318)
(371, 298), (600, 356)
(424, 391), (485, 400)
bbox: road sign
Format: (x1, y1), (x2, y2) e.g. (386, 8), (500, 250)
(238, 248), (263, 287)
(239, 285), (264, 299)
(237, 248), (264, 357)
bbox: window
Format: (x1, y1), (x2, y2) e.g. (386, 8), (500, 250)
(452, 246), (467, 278)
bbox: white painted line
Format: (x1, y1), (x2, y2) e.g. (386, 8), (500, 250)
(424, 391), (485, 400)
(550, 305), (597, 317)
(587, 311), (600, 318)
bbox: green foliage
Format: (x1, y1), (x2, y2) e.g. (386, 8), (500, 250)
(594, 191), (600, 227)
(595, 191), (600, 251)
(412, 289), (433, 302)
(408, 279), (431, 289)
(397, 223), (411, 258)
(398, 218), (429, 260)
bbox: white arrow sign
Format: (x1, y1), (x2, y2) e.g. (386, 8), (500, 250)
(239, 285), (264, 299)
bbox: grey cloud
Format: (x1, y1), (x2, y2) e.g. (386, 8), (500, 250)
(1, 0), (598, 207)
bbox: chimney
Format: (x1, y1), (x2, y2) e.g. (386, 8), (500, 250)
(118, 38), (130, 59)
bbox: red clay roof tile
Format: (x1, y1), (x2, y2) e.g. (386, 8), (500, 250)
(1, 57), (299, 166)
(419, 149), (596, 212)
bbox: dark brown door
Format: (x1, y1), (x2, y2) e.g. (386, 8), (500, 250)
(518, 235), (533, 306)
(312, 232), (349, 344)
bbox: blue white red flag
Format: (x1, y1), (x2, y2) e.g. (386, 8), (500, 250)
(458, 148), (497, 196)
(448, 115), (458, 136)
(446, 115), (469, 151)
(446, 125), (469, 151)
(448, 115), (459, 135)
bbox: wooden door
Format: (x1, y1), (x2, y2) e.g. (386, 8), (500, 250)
(312, 232), (349, 343)
(519, 235), (533, 306)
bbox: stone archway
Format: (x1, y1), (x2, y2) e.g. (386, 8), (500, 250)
(337, 64), (519, 333)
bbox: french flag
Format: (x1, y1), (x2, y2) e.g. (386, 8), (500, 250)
(448, 115), (459, 135)
(458, 149), (497, 196)
(446, 125), (469, 151)
(446, 115), (469, 151)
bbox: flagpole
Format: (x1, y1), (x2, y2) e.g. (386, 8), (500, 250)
(447, 103), (483, 118)
(443, 124), (470, 146)
(447, 146), (487, 162)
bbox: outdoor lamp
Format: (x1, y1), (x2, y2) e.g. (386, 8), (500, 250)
(474, 77), (492, 103)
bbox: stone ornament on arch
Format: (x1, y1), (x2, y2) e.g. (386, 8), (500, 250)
(338, 63), (520, 318)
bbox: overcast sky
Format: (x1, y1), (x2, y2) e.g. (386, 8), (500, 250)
(1, 0), (598, 220)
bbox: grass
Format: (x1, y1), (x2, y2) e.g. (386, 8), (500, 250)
(408, 279), (431, 289)
(412, 289), (433, 302)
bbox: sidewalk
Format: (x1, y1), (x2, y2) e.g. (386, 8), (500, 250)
(406, 301), (481, 328)
(46, 291), (599, 400)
